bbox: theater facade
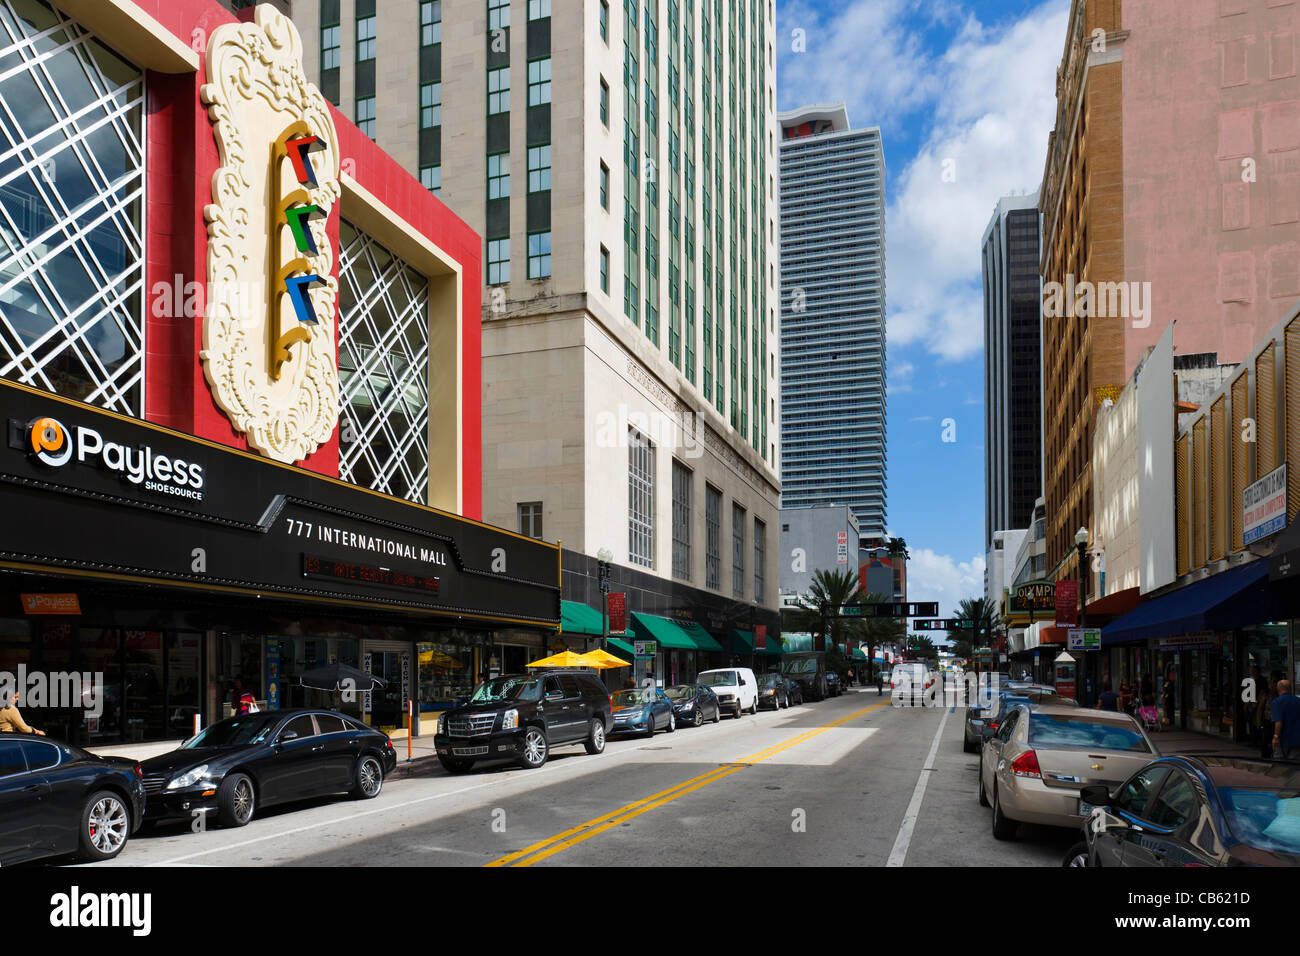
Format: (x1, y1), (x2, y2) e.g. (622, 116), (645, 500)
(0, 0), (559, 743)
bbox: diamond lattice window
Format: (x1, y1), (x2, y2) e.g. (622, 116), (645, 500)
(0, 0), (145, 416)
(338, 220), (431, 504)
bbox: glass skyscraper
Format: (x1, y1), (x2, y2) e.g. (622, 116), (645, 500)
(777, 104), (886, 542)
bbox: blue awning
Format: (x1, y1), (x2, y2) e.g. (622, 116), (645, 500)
(1102, 560), (1271, 645)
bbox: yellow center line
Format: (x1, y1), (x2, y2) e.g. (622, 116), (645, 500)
(488, 699), (891, 867)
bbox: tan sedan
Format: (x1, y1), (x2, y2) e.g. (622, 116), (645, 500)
(978, 704), (1156, 840)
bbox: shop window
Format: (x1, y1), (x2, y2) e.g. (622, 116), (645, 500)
(338, 219), (431, 503)
(0, 0), (145, 416)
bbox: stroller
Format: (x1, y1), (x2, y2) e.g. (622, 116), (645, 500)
(1137, 704), (1160, 732)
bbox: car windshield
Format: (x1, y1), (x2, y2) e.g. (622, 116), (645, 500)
(664, 685), (692, 700)
(1028, 714), (1150, 752)
(613, 690), (652, 706)
(469, 676), (542, 704)
(698, 671), (737, 687)
(760, 674), (782, 687)
(183, 714), (279, 748)
(1220, 788), (1300, 854)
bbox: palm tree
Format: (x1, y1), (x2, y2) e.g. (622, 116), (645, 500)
(796, 567), (863, 651)
(887, 537), (910, 560)
(849, 596), (904, 680)
(955, 596), (998, 650)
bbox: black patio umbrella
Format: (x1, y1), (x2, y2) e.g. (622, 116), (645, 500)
(298, 663), (387, 692)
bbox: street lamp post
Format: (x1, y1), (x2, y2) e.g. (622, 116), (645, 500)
(597, 547), (613, 654)
(1075, 526), (1089, 706)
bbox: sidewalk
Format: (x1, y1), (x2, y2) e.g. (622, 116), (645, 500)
(1150, 728), (1258, 758)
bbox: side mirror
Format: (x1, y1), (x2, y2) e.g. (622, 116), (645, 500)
(1080, 784), (1111, 808)
(279, 730), (299, 745)
(456, 696), (469, 707)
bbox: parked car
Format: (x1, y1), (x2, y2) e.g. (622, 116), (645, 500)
(786, 676), (804, 705)
(964, 689), (1076, 753)
(781, 652), (827, 702)
(757, 672), (791, 710)
(825, 672), (843, 697)
(665, 684), (722, 726)
(697, 667), (759, 717)
(0, 735), (145, 865)
(1064, 755), (1300, 867)
(979, 704), (1156, 840)
(435, 671), (611, 772)
(610, 687), (676, 737)
(141, 709), (397, 827)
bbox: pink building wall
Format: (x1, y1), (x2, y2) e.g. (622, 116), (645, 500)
(1122, 0), (1299, 373)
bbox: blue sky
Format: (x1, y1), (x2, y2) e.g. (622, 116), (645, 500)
(775, 0), (1070, 617)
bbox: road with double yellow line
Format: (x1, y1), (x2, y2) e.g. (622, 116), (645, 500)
(100, 688), (1074, 867)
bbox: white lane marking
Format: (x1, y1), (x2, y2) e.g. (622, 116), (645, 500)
(886, 708), (949, 867)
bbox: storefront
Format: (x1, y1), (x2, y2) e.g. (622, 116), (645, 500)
(0, 372), (558, 743)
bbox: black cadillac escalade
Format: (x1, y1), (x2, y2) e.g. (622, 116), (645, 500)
(433, 671), (612, 772)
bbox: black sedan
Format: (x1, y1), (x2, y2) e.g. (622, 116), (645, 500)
(757, 672), (791, 710)
(0, 735), (145, 865)
(1066, 754), (1300, 867)
(826, 672), (843, 697)
(665, 683), (722, 726)
(139, 709), (397, 829)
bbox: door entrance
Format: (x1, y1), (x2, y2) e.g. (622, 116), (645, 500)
(363, 642), (412, 734)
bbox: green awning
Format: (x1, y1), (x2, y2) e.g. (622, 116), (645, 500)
(734, 629), (783, 655)
(676, 620), (723, 652)
(561, 600), (608, 636)
(608, 638), (635, 658)
(629, 612), (697, 650)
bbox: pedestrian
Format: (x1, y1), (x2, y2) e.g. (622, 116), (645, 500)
(1097, 679), (1120, 712)
(1260, 672), (1280, 759)
(0, 690), (45, 735)
(227, 678), (256, 716)
(876, 668), (884, 696)
(623, 674), (636, 689)
(1271, 679), (1300, 760)
(1119, 678), (1134, 716)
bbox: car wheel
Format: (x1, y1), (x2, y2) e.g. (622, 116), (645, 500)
(666, 711), (676, 733)
(712, 705), (721, 723)
(520, 726), (549, 768)
(1062, 841), (1089, 868)
(438, 756), (475, 773)
(644, 714), (656, 738)
(991, 785), (1016, 840)
(962, 735), (976, 754)
(978, 756), (990, 807)
(352, 754), (384, 799)
(79, 790), (130, 862)
(584, 718), (606, 755)
(693, 709), (704, 727)
(749, 699), (758, 715)
(217, 772), (255, 828)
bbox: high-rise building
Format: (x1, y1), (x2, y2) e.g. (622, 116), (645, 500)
(982, 192), (1043, 552)
(1039, 0), (1300, 591)
(777, 104), (886, 543)
(288, 0), (784, 653)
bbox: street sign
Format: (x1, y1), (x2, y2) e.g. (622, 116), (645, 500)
(1067, 628), (1101, 651)
(1244, 463), (1287, 545)
(633, 639), (657, 659)
(838, 602), (938, 619)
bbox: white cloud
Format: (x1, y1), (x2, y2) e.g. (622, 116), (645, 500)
(778, 0), (1070, 364)
(905, 548), (986, 619)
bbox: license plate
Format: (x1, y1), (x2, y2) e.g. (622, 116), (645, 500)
(1079, 800), (1094, 816)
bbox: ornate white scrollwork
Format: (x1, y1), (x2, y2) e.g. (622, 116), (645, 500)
(199, 5), (341, 464)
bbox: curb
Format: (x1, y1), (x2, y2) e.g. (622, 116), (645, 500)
(389, 753), (441, 780)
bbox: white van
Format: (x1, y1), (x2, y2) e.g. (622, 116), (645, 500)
(696, 667), (758, 718)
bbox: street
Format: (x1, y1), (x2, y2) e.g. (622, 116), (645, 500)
(96, 689), (1075, 867)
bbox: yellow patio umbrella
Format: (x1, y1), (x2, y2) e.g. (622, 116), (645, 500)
(580, 648), (631, 669)
(524, 650), (594, 668)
